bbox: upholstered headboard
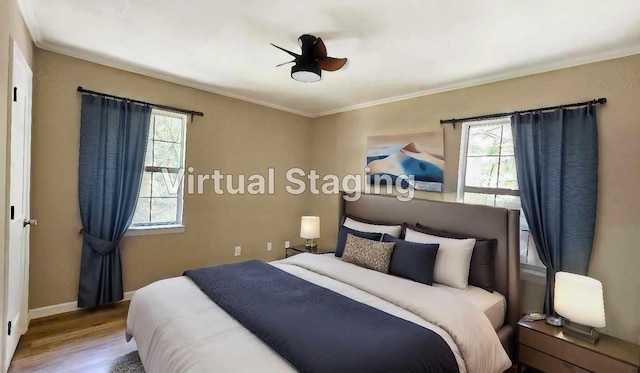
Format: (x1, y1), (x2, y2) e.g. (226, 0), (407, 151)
(339, 192), (520, 357)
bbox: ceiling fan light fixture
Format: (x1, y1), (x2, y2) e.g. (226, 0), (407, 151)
(291, 63), (321, 83)
(272, 34), (346, 83)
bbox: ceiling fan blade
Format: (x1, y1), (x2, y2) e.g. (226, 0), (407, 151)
(270, 43), (300, 58)
(318, 57), (347, 71)
(275, 60), (295, 67)
(312, 38), (327, 59)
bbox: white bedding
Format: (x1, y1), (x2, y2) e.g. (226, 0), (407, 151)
(433, 284), (506, 331)
(127, 254), (511, 373)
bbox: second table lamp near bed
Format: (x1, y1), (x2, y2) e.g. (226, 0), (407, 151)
(554, 271), (606, 344)
(300, 216), (320, 252)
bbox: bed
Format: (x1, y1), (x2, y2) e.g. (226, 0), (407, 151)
(126, 193), (520, 373)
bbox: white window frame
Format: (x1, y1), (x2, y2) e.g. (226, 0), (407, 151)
(456, 117), (519, 202)
(457, 117), (545, 279)
(128, 109), (187, 236)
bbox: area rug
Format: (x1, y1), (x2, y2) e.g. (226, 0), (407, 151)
(110, 351), (145, 373)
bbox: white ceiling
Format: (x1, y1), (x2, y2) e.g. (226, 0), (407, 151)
(18, 0), (640, 117)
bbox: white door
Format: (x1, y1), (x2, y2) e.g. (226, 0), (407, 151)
(4, 41), (33, 369)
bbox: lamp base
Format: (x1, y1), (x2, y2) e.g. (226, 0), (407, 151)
(562, 319), (600, 344)
(545, 316), (562, 327)
(304, 239), (317, 253)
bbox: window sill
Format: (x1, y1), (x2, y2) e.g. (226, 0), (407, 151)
(520, 263), (546, 285)
(126, 224), (185, 236)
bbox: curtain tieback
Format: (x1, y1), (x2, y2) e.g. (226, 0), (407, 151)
(83, 232), (118, 255)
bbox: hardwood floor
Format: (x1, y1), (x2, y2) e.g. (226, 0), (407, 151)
(9, 301), (136, 373)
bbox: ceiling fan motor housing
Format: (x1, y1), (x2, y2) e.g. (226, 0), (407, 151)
(291, 35), (322, 82)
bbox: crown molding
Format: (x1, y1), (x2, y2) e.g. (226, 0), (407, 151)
(37, 40), (314, 118)
(16, 0), (640, 119)
(16, 0), (313, 118)
(16, 0), (42, 44)
(312, 44), (640, 117)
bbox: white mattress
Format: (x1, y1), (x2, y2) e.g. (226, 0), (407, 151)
(127, 254), (512, 373)
(433, 284), (506, 331)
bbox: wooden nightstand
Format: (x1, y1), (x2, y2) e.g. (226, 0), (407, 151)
(518, 318), (640, 372)
(285, 245), (335, 258)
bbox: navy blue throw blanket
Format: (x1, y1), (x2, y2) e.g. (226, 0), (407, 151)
(184, 261), (459, 373)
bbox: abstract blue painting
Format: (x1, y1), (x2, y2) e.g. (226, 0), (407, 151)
(366, 130), (445, 192)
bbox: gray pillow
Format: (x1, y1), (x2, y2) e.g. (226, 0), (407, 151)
(413, 223), (497, 292)
(335, 226), (384, 257)
(342, 234), (396, 273)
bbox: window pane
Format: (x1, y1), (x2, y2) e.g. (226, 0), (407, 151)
(463, 192), (496, 206)
(139, 172), (152, 197)
(154, 115), (182, 143)
(467, 124), (503, 156)
(494, 194), (520, 210)
(521, 231), (545, 267)
(465, 156), (499, 188)
(132, 110), (185, 228)
(500, 126), (514, 155)
(497, 156), (518, 189)
(520, 230), (530, 262)
(144, 137), (154, 167)
(152, 172), (179, 197)
(495, 195), (528, 230)
(153, 141), (181, 168)
(151, 197), (178, 223)
(132, 197), (151, 224)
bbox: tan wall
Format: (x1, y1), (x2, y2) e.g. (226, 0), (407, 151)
(1, 0), (33, 333)
(308, 55), (640, 343)
(30, 49), (313, 308)
(30, 41), (639, 342)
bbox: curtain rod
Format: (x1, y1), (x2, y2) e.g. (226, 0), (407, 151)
(77, 86), (204, 120)
(440, 97), (606, 127)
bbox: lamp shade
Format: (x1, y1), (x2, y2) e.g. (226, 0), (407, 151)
(300, 216), (320, 239)
(554, 272), (606, 328)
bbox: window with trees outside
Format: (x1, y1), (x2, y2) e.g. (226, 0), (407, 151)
(131, 109), (186, 229)
(457, 117), (544, 268)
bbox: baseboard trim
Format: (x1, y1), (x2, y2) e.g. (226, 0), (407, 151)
(28, 291), (135, 320)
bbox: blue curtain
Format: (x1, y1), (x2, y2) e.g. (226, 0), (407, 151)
(77, 95), (151, 308)
(511, 106), (598, 314)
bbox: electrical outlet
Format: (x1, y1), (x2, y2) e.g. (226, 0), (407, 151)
(234, 246), (241, 256)
(285, 240), (290, 248)
(267, 242), (272, 251)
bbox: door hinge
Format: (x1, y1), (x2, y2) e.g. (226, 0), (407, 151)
(7, 321), (11, 336)
(13, 87), (17, 102)
(10, 206), (14, 220)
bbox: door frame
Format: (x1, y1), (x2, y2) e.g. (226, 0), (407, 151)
(1, 39), (33, 373)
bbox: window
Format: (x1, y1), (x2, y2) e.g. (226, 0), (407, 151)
(131, 109), (187, 231)
(457, 117), (543, 268)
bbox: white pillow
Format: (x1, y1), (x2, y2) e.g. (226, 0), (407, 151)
(343, 217), (402, 238)
(404, 228), (476, 289)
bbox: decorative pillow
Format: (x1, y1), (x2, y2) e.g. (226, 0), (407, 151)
(343, 215), (402, 238)
(404, 228), (476, 289)
(382, 234), (439, 285)
(335, 225), (384, 257)
(342, 234), (396, 273)
(415, 223), (497, 292)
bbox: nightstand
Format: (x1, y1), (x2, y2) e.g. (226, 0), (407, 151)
(285, 245), (335, 258)
(518, 318), (640, 372)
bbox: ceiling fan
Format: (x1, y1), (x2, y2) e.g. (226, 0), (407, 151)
(271, 34), (348, 83)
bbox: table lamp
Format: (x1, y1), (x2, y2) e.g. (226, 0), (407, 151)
(554, 272), (606, 344)
(300, 216), (320, 252)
